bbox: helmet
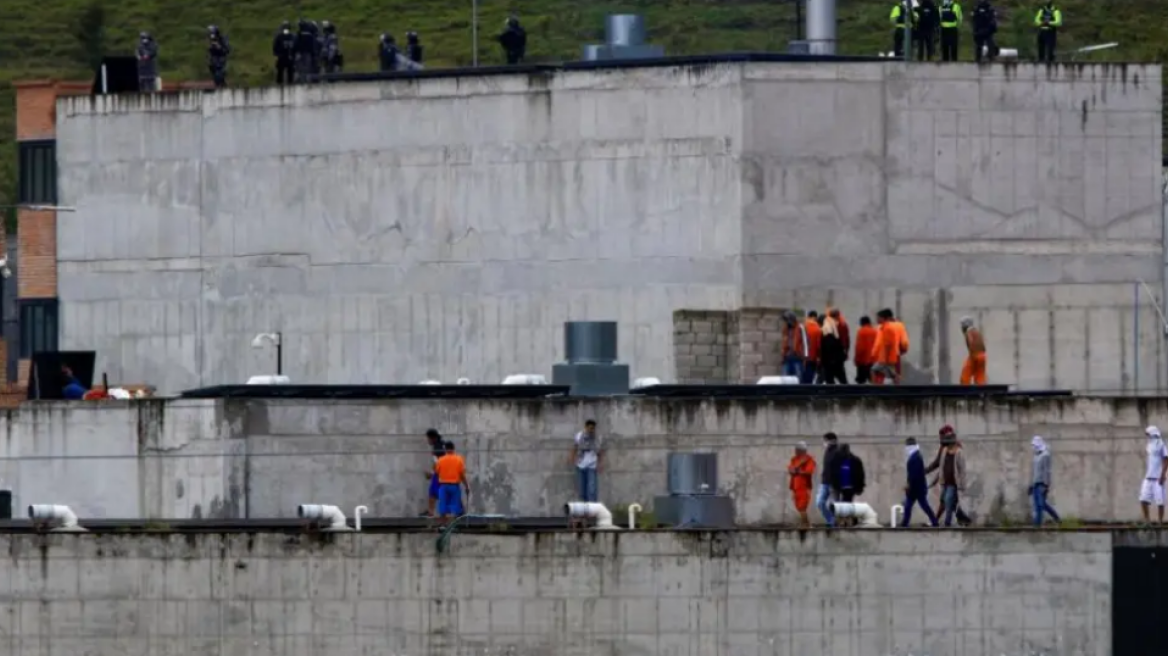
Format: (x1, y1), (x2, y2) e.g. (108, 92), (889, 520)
(407, 31), (418, 41)
(140, 31), (151, 40)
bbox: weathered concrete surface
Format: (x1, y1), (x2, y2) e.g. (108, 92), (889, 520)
(0, 530), (1111, 656)
(55, 62), (1163, 394)
(11, 395), (1168, 526)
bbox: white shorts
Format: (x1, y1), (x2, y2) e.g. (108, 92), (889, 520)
(1140, 479), (1165, 505)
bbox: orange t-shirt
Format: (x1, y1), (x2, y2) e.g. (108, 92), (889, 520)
(435, 453), (466, 484)
(966, 328), (986, 355)
(788, 454), (816, 492)
(853, 325), (876, 365)
(805, 320), (822, 362)
(873, 322), (902, 364)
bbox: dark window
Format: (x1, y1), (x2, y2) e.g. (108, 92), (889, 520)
(18, 140), (57, 205)
(18, 299), (59, 358)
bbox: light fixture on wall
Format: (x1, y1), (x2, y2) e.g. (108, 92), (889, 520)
(251, 332), (283, 376)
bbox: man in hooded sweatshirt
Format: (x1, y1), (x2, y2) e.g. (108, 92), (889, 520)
(788, 441), (816, 528)
(830, 444), (866, 503)
(1140, 425), (1168, 524)
(1029, 435), (1060, 526)
(901, 437), (939, 527)
(817, 432), (840, 527)
(926, 425), (967, 527)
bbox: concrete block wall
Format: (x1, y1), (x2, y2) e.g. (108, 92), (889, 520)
(52, 62), (1163, 394)
(0, 530), (1111, 656)
(672, 310), (732, 383)
(11, 395), (1166, 524)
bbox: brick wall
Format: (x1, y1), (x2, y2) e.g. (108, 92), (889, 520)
(673, 308), (790, 383)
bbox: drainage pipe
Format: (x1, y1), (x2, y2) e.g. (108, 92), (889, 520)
(354, 505), (368, 532)
(828, 502), (882, 527)
(564, 502), (619, 529)
(297, 504), (353, 531)
(890, 504), (904, 527)
(627, 503), (643, 529)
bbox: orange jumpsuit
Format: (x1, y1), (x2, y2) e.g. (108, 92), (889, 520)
(871, 321), (906, 384)
(788, 453), (816, 512)
(805, 320), (822, 366)
(961, 328), (987, 385)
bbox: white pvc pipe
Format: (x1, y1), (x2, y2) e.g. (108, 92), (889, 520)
(564, 502), (619, 530)
(891, 504), (904, 527)
(627, 503), (643, 529)
(353, 505), (368, 532)
(297, 504), (352, 531)
(28, 504), (86, 532)
(829, 502), (881, 528)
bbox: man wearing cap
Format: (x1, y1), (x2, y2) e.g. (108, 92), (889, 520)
(926, 424), (969, 527)
(788, 441), (817, 528)
(1140, 425), (1168, 524)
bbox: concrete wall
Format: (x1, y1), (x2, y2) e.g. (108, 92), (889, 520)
(55, 62), (1163, 394)
(0, 530), (1111, 656)
(10, 395), (1168, 525)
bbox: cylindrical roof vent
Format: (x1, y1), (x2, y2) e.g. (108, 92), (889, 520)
(805, 0), (838, 55)
(564, 321), (618, 364)
(667, 453), (718, 495)
(606, 15), (646, 48)
(581, 44), (605, 61)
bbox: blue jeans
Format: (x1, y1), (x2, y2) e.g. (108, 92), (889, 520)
(801, 361), (819, 384)
(1032, 484), (1060, 526)
(901, 490), (938, 527)
(782, 356), (804, 379)
(816, 484), (835, 526)
(941, 485), (959, 527)
(577, 467), (598, 502)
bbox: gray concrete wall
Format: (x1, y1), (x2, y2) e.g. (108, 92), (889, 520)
(54, 62), (1163, 394)
(0, 530), (1111, 656)
(10, 395), (1168, 525)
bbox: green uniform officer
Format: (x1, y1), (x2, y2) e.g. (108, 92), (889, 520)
(1034, 2), (1062, 63)
(940, 0), (962, 61)
(890, 2), (916, 58)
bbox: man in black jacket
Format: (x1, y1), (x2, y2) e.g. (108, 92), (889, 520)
(817, 432), (840, 527)
(914, 0), (940, 61)
(498, 16), (527, 64)
(971, 0), (998, 63)
(273, 21), (296, 85)
(831, 444), (866, 503)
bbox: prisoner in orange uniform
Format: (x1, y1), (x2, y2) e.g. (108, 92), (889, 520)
(959, 316), (987, 385)
(788, 441), (817, 527)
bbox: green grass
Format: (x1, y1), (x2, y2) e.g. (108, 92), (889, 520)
(2, 0), (1166, 231)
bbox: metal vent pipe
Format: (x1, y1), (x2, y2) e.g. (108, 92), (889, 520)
(564, 322), (618, 364)
(606, 15), (646, 47)
(806, 0), (837, 55)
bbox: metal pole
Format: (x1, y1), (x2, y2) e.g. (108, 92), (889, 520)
(904, 0), (913, 62)
(1135, 282), (1140, 393)
(101, 65), (108, 94)
(472, 0), (479, 66)
(276, 332), (283, 377)
(796, 0), (803, 41)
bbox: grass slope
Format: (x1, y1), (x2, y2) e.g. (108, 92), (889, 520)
(1, 0), (1165, 229)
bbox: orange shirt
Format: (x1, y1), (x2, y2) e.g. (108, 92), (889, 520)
(805, 320), (822, 362)
(966, 328), (986, 355)
(788, 454), (816, 492)
(853, 325), (877, 365)
(893, 321), (910, 354)
(435, 453), (466, 484)
(872, 322), (903, 365)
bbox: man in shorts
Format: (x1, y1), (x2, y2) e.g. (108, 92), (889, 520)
(435, 440), (471, 525)
(1140, 425), (1168, 524)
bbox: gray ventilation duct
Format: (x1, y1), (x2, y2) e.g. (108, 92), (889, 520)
(654, 453), (735, 528)
(581, 15), (665, 61)
(667, 453), (718, 495)
(606, 15), (646, 47)
(552, 322), (630, 395)
(806, 0), (838, 55)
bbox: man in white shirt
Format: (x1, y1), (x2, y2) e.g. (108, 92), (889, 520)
(569, 419), (603, 502)
(1140, 425), (1168, 524)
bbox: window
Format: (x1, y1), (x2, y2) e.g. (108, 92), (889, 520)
(19, 299), (59, 358)
(18, 141), (57, 205)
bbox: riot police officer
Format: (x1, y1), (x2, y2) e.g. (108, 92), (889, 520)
(293, 19), (319, 82)
(136, 32), (159, 92)
(971, 0), (998, 63)
(1034, 2), (1062, 63)
(406, 31), (424, 64)
(379, 33), (399, 72)
(497, 16), (527, 65)
(322, 21), (343, 74)
(207, 25), (230, 88)
(272, 21), (296, 85)
(939, 0), (962, 61)
(914, 0), (939, 61)
(889, 2), (914, 58)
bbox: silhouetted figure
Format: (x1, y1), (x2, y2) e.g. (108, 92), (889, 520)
(379, 33), (399, 72)
(136, 32), (159, 92)
(273, 21), (296, 84)
(207, 25), (231, 88)
(497, 17), (527, 65)
(406, 31), (424, 64)
(322, 20), (343, 73)
(294, 19), (320, 82)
